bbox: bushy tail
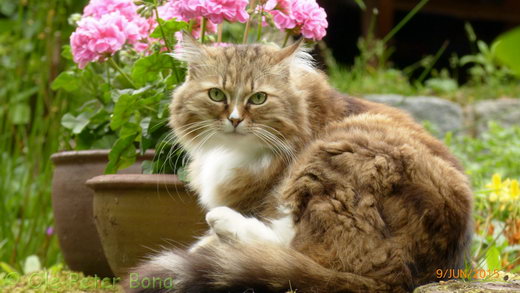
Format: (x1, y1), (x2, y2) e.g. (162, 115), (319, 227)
(123, 241), (391, 293)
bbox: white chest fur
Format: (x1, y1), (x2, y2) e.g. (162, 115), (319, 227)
(189, 144), (272, 209)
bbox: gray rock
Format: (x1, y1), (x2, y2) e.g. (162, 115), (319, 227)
(473, 98), (520, 134)
(364, 94), (464, 137)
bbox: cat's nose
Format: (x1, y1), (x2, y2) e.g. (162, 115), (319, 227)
(228, 117), (243, 128)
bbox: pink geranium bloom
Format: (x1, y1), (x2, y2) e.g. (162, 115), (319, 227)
(71, 12), (132, 68)
(203, 0), (249, 23)
(83, 0), (152, 43)
(83, 0), (139, 22)
(263, 0), (328, 40)
(166, 0), (249, 24)
(158, 0), (217, 39)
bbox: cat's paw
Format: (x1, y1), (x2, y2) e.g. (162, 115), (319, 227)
(205, 206), (245, 239)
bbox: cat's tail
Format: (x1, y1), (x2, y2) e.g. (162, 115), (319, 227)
(123, 241), (391, 293)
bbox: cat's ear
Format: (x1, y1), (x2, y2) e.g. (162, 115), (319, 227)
(275, 38), (315, 70)
(276, 38), (304, 61)
(171, 31), (207, 63)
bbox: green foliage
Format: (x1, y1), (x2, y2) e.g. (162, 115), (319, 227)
(53, 14), (188, 174)
(447, 123), (520, 188)
(0, 0), (87, 274)
(329, 23), (520, 103)
(492, 27), (520, 77)
(446, 124), (520, 272)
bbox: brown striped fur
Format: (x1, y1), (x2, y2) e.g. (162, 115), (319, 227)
(124, 37), (473, 293)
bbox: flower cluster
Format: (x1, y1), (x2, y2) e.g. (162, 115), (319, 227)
(171, 0), (249, 24)
(486, 173), (520, 203)
(71, 0), (151, 68)
(157, 1), (217, 39)
(70, 0), (328, 68)
(265, 0), (328, 40)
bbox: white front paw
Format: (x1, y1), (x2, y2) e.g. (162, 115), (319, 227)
(205, 206), (245, 239)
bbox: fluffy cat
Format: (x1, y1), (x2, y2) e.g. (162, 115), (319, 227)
(124, 35), (473, 293)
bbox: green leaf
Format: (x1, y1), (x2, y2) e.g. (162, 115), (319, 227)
(23, 255), (41, 274)
(149, 18), (188, 40)
(177, 166), (189, 182)
(140, 117), (152, 137)
(51, 71), (80, 92)
(141, 160), (154, 174)
(105, 123), (140, 174)
(485, 246), (501, 271)
(110, 93), (138, 130)
(492, 27), (520, 77)
(61, 45), (73, 60)
(10, 103), (31, 125)
(61, 113), (91, 134)
(0, 262), (17, 274)
(131, 53), (174, 87)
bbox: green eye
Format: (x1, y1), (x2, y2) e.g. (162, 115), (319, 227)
(249, 92), (267, 105)
(208, 88), (226, 102)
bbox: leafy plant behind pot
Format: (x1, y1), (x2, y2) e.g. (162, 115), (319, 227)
(52, 17), (188, 174)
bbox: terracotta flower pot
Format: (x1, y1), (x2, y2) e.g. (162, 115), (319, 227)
(50, 150), (154, 278)
(86, 174), (206, 277)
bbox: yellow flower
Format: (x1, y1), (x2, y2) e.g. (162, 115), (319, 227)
(489, 173), (502, 191)
(486, 173), (503, 202)
(510, 179), (520, 200)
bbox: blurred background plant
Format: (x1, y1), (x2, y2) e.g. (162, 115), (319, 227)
(447, 123), (520, 273)
(0, 0), (87, 273)
(1, 0), (519, 286)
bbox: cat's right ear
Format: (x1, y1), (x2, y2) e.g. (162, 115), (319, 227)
(171, 31), (207, 63)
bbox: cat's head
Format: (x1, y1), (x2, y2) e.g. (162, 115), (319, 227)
(169, 33), (315, 158)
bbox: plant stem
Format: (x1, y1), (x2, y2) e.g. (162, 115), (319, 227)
(256, 5), (264, 42)
(106, 62), (111, 89)
(217, 23), (223, 43)
(282, 31), (291, 47)
(382, 0), (429, 44)
(200, 17), (207, 44)
(417, 40), (449, 83)
(242, 0), (257, 43)
(108, 58), (136, 89)
(153, 1), (172, 52)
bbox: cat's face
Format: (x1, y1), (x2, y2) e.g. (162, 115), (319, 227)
(169, 37), (312, 156)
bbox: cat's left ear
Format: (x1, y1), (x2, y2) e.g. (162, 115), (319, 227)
(171, 31), (207, 63)
(274, 39), (314, 70)
(276, 38), (304, 61)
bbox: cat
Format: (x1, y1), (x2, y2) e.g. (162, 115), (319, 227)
(124, 34), (473, 293)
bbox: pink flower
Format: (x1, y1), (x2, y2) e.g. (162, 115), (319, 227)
(71, 12), (132, 68)
(158, 1), (217, 39)
(202, 0), (249, 23)
(264, 0), (328, 40)
(166, 0), (249, 24)
(83, 0), (138, 22)
(83, 0), (152, 43)
(292, 0), (328, 40)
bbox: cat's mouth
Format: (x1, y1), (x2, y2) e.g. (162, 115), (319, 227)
(224, 130), (246, 136)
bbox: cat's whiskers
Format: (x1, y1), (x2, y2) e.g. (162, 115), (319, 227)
(166, 122), (214, 167)
(251, 128), (291, 164)
(255, 124), (297, 160)
(162, 121), (216, 199)
(157, 120), (213, 175)
(251, 127), (294, 165)
(253, 125), (296, 163)
(251, 130), (286, 164)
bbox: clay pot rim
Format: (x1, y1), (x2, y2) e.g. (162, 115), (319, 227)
(51, 149), (155, 164)
(86, 174), (185, 191)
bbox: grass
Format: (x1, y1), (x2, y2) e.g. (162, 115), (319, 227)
(0, 267), (123, 292)
(0, 0), (87, 272)
(328, 31), (520, 104)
